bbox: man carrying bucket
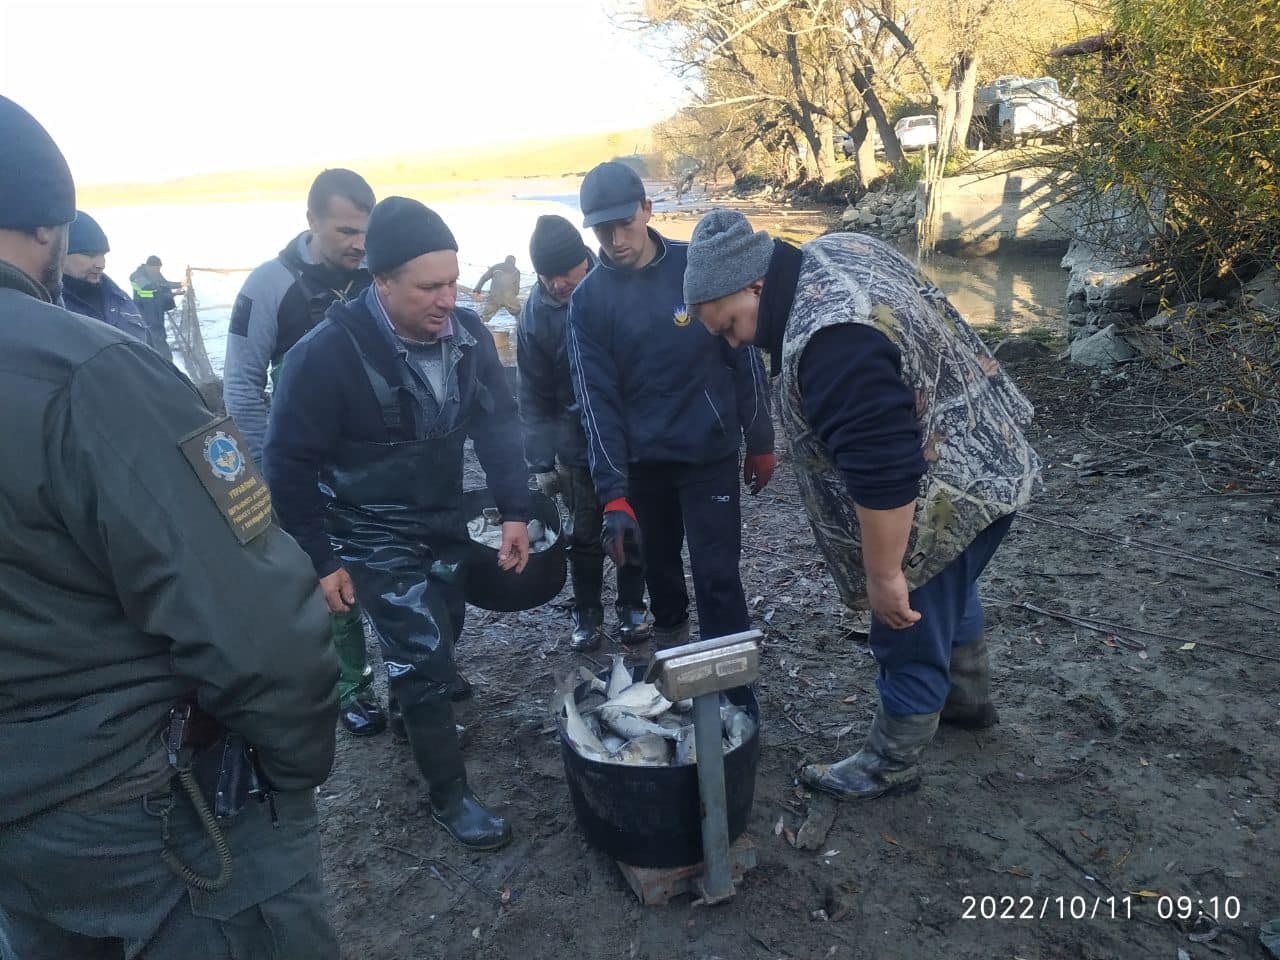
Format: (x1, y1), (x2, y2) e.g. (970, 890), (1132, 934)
(684, 209), (1040, 801)
(265, 197), (530, 850)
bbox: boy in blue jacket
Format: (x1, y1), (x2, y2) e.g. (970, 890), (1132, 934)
(568, 162), (775, 648)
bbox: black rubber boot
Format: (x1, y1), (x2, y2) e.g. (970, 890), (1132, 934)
(570, 607), (606, 652)
(615, 563), (651, 645)
(402, 698), (510, 851)
(801, 708), (939, 801)
(652, 620), (691, 650)
(941, 636), (1000, 729)
(391, 699), (469, 748)
(340, 694), (387, 737)
(448, 672), (473, 702)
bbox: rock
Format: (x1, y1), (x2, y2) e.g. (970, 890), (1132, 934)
(1243, 267), (1280, 313)
(841, 205), (859, 226)
(858, 209), (878, 226)
(793, 795), (839, 851)
(1069, 324), (1138, 368)
(993, 337), (1053, 362)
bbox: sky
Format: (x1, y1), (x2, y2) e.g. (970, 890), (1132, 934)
(0, 0), (688, 185)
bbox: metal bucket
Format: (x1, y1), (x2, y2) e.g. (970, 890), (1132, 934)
(559, 678), (761, 868)
(461, 488), (566, 612)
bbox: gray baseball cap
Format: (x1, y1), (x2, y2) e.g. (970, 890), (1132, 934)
(579, 161), (646, 228)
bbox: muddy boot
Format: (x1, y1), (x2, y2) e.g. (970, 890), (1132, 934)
(652, 620), (691, 651)
(402, 698), (510, 851)
(570, 607), (606, 652)
(801, 708), (939, 801)
(942, 636), (1000, 730)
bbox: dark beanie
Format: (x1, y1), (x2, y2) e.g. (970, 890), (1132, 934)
(364, 196), (457, 275)
(684, 208), (774, 306)
(67, 211), (110, 255)
(0, 95), (76, 230)
(529, 215), (590, 278)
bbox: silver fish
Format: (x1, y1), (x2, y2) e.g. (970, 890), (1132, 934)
(611, 733), (670, 766)
(607, 654), (632, 699)
(576, 665), (608, 696)
(674, 725), (696, 765)
(599, 705), (681, 740)
(602, 681), (671, 718)
(601, 733), (627, 754)
(558, 676), (607, 759)
(721, 704), (755, 748)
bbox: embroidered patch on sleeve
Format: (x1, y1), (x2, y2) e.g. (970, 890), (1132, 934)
(178, 416), (273, 544)
(229, 293), (253, 337)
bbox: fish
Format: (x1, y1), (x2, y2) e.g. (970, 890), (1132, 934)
(670, 697), (694, 713)
(673, 725), (696, 765)
(599, 705), (681, 741)
(557, 675), (608, 760)
(607, 655), (632, 699)
(576, 665), (608, 696)
(721, 704), (755, 747)
(611, 733), (670, 766)
(601, 733), (627, 754)
(527, 519), (546, 542)
(602, 681), (671, 718)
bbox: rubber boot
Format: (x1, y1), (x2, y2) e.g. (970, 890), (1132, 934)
(570, 607), (606, 652)
(401, 698), (510, 851)
(615, 563), (651, 645)
(652, 620), (691, 650)
(801, 708), (939, 801)
(390, 699), (469, 748)
(448, 672), (473, 702)
(942, 636), (1000, 729)
(340, 695), (387, 737)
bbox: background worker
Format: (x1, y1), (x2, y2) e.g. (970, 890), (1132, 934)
(517, 214), (650, 651)
(224, 168), (386, 738)
(473, 253), (522, 321)
(61, 210), (150, 342)
(686, 209), (1040, 801)
(568, 161), (775, 650)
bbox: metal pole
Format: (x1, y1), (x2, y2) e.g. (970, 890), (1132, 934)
(692, 692), (734, 903)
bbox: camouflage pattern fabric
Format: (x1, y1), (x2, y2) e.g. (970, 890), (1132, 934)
(779, 233), (1041, 608)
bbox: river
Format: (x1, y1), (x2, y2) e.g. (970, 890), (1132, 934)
(87, 181), (1068, 378)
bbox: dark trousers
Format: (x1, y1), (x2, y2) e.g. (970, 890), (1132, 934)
(558, 462), (645, 614)
(628, 456), (749, 639)
(0, 789), (336, 960)
(871, 514), (1014, 716)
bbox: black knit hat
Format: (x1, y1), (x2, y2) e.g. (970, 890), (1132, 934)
(364, 197), (458, 275)
(67, 211), (110, 255)
(529, 215), (590, 278)
(0, 95), (76, 230)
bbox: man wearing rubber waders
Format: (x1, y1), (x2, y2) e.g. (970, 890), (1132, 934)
(266, 197), (531, 851)
(686, 209), (1041, 801)
(0, 94), (341, 958)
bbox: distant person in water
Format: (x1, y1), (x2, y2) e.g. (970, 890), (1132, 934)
(473, 254), (522, 321)
(129, 255), (182, 361)
(61, 211), (149, 343)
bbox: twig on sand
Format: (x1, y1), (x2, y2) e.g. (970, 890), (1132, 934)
(381, 843), (502, 905)
(1033, 829), (1117, 898)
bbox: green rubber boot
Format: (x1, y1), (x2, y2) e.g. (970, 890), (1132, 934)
(801, 708), (939, 801)
(942, 636), (1000, 730)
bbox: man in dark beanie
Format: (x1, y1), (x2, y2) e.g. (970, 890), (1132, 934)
(687, 208), (1040, 802)
(130, 254), (184, 361)
(61, 210), (150, 342)
(518, 214), (650, 651)
(266, 196), (531, 851)
(224, 167), (386, 740)
(0, 95), (341, 956)
(568, 162), (774, 652)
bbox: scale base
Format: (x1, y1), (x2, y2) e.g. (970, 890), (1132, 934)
(615, 836), (758, 906)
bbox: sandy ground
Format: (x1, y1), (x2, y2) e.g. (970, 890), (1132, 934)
(314, 200), (1279, 959)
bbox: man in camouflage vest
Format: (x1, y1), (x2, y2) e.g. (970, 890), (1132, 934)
(684, 209), (1040, 801)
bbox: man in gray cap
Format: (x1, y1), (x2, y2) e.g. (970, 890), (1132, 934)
(685, 208), (1040, 802)
(568, 162), (775, 652)
(0, 95), (341, 956)
(265, 196), (530, 851)
(61, 210), (150, 342)
(518, 213), (650, 651)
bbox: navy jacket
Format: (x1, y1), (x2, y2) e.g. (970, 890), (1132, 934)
(264, 291), (531, 577)
(61, 273), (149, 342)
(567, 231), (774, 503)
(517, 268), (592, 472)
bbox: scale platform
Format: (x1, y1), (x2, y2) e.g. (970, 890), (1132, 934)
(616, 836), (758, 906)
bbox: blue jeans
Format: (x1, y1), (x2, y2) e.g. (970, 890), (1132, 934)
(871, 514), (1014, 716)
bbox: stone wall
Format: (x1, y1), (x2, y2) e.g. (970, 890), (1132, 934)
(923, 167), (1075, 254)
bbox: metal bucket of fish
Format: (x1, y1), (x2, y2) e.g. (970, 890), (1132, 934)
(558, 665), (761, 869)
(461, 488), (566, 612)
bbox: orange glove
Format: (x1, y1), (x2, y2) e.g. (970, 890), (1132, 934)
(743, 453), (777, 494)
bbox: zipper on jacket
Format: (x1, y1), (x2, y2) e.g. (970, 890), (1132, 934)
(703, 389), (727, 433)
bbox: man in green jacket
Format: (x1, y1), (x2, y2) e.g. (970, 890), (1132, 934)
(0, 94), (342, 958)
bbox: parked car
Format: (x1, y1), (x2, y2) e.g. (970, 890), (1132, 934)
(838, 128), (883, 158)
(974, 75), (1078, 145)
(894, 115), (938, 151)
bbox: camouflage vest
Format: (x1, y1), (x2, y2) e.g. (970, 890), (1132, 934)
(779, 233), (1040, 608)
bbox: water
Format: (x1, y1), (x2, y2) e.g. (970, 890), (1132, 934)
(88, 183), (1068, 377)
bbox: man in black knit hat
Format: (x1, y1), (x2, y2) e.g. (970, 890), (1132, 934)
(518, 214), (650, 651)
(266, 196), (530, 850)
(0, 94), (340, 958)
(61, 210), (150, 342)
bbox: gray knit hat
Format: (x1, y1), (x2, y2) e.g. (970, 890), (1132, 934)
(683, 208), (774, 306)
